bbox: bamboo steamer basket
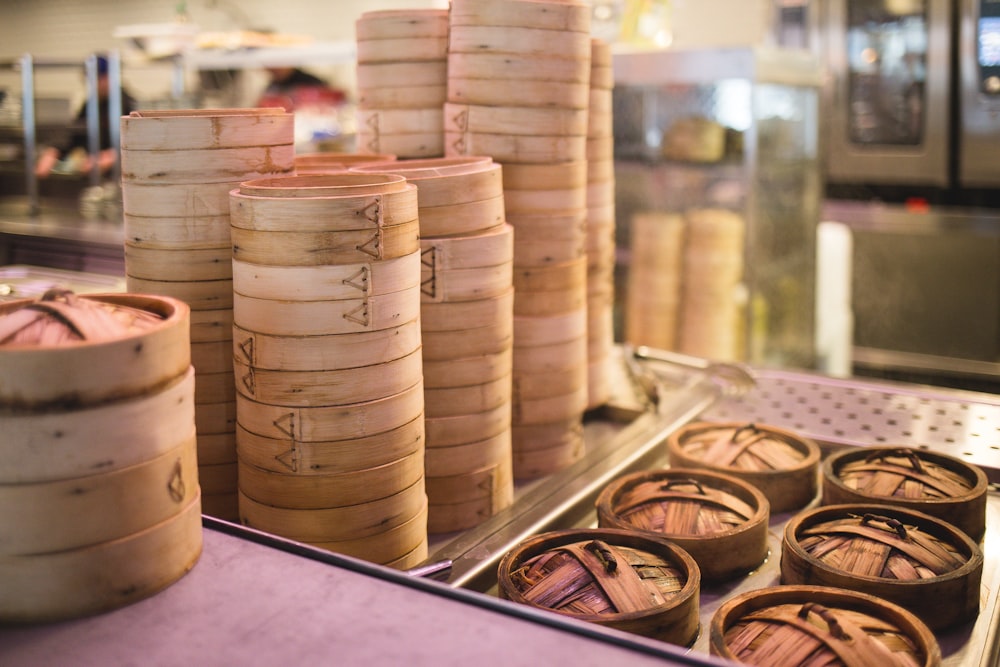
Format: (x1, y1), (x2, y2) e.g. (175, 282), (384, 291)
(426, 457), (512, 505)
(122, 181), (237, 218)
(126, 276), (233, 311)
(512, 418), (583, 451)
(384, 541), (430, 571)
(200, 492), (238, 522)
(424, 429), (512, 477)
(121, 144), (295, 185)
(511, 425), (585, 479)
(120, 108), (293, 150)
(1, 432), (198, 556)
(188, 307), (233, 344)
(235, 380), (424, 443)
(428, 490), (514, 534)
(422, 315), (513, 360)
(512, 285), (587, 317)
(447, 52), (591, 84)
(233, 348), (423, 407)
(356, 36), (449, 64)
(232, 253), (420, 302)
(236, 415), (424, 476)
(666, 421), (821, 513)
(424, 374), (512, 419)
(233, 319), (421, 372)
(513, 333), (587, 374)
(595, 468), (770, 583)
(238, 447), (425, 510)
(230, 222), (420, 266)
(414, 195), (506, 238)
(447, 25), (592, 60)
(420, 288), (514, 333)
(357, 61), (447, 88)
(512, 363), (587, 401)
(512, 382), (588, 426)
(447, 77), (591, 110)
(822, 446), (988, 542)
(196, 431), (237, 465)
(449, 0), (591, 32)
(359, 85), (448, 110)
(424, 402), (512, 448)
(444, 102), (589, 137)
(238, 477), (426, 542)
(124, 212), (233, 249)
(780, 503), (984, 630)
(2, 366), (195, 484)
(423, 347), (512, 389)
(360, 132), (443, 159)
(0, 291), (190, 408)
(503, 161), (588, 190)
(509, 212), (587, 265)
(293, 151), (396, 173)
(0, 491), (202, 623)
(710, 585), (942, 667)
(504, 186), (586, 213)
(195, 398), (237, 435)
(420, 225), (513, 302)
(514, 307), (586, 347)
(310, 499), (428, 565)
(446, 131), (587, 164)
(124, 243), (232, 282)
(357, 108), (443, 135)
(356, 8), (449, 40)
(236, 172), (410, 198)
(350, 156), (500, 206)
(189, 338), (235, 373)
(497, 528), (701, 646)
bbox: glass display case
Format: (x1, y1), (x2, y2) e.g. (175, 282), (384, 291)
(612, 47), (823, 370)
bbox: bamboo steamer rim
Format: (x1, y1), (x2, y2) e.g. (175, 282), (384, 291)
(355, 8), (449, 39)
(710, 585), (942, 667)
(129, 108), (285, 118)
(821, 445), (988, 541)
(238, 172), (408, 197)
(294, 152), (397, 168)
(497, 527), (700, 628)
(350, 155), (494, 179)
(449, 0), (591, 33)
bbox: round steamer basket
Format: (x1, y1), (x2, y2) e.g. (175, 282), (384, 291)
(595, 468), (770, 583)
(359, 85), (447, 110)
(822, 446), (988, 542)
(231, 223), (421, 266)
(293, 152), (396, 174)
(310, 499), (429, 566)
(126, 276), (233, 311)
(447, 77), (590, 110)
(710, 585), (942, 667)
(449, 0), (591, 32)
(780, 503), (984, 631)
(349, 156), (500, 207)
(359, 131), (444, 159)
(355, 8), (449, 41)
(355, 36), (449, 64)
(666, 421), (821, 513)
(237, 172), (409, 198)
(124, 243), (233, 282)
(124, 212), (233, 249)
(425, 458), (512, 505)
(445, 130), (587, 164)
(121, 144), (295, 185)
(424, 429), (512, 477)
(424, 401), (511, 448)
(447, 52), (591, 84)
(122, 181), (237, 218)
(422, 315), (513, 360)
(0, 292), (190, 409)
(357, 61), (447, 88)
(422, 347), (511, 389)
(0, 491), (202, 623)
(356, 108), (444, 135)
(502, 161), (588, 191)
(447, 25), (592, 60)
(120, 108), (294, 150)
(497, 528), (701, 647)
(443, 102), (589, 137)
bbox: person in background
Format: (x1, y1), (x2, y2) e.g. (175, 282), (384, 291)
(258, 66), (345, 111)
(35, 54), (137, 179)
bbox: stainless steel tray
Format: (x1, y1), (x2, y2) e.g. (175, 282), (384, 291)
(426, 350), (1000, 667)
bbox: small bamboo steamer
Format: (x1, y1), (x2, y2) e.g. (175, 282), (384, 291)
(507, 208), (588, 242)
(237, 172), (410, 198)
(120, 108), (293, 150)
(781, 503), (984, 630)
(229, 187), (418, 232)
(124, 243), (232, 282)
(420, 222), (513, 272)
(420, 287), (514, 332)
(511, 231), (587, 266)
(512, 363), (587, 400)
(590, 65), (614, 91)
(2, 367), (195, 484)
(666, 421), (822, 513)
(444, 102), (589, 137)
(230, 221), (420, 266)
(237, 477), (426, 542)
(360, 131), (443, 159)
(449, 0), (591, 32)
(447, 25), (592, 60)
(512, 417), (583, 452)
(232, 348), (423, 407)
(189, 307), (233, 343)
(232, 252), (420, 302)
(0, 292), (190, 408)
(514, 256), (586, 292)
(124, 213), (232, 248)
(426, 457), (513, 505)
(447, 77), (590, 110)
(232, 284), (420, 336)
(0, 433), (198, 556)
(193, 369), (236, 404)
(127, 276), (233, 311)
(237, 447), (425, 510)
(596, 468), (770, 583)
(424, 374), (512, 419)
(0, 491), (202, 623)
(710, 585), (942, 667)
(236, 415), (424, 476)
(356, 36), (449, 63)
(513, 286), (587, 318)
(195, 461), (237, 496)
(513, 383), (589, 426)
(424, 429), (512, 477)
(357, 61), (447, 88)
(350, 156), (501, 207)
(503, 161), (588, 191)
(384, 541), (430, 571)
(121, 145), (295, 185)
(514, 308), (587, 347)
(415, 195), (506, 238)
(447, 52), (591, 84)
(357, 108), (443, 135)
(424, 401), (512, 448)
(233, 319), (421, 372)
(497, 528), (701, 646)
(512, 333), (587, 373)
(504, 186), (586, 213)
(422, 262), (512, 303)
(423, 347), (512, 389)
(512, 428), (585, 479)
(822, 446), (988, 542)
(235, 380), (424, 443)
(196, 431), (236, 465)
(293, 151), (397, 173)
(310, 498), (429, 565)
(422, 315), (512, 360)
(445, 130), (587, 164)
(356, 8), (449, 40)
(428, 488), (514, 534)
(358, 85), (448, 110)
(195, 398), (237, 435)
(122, 181), (236, 218)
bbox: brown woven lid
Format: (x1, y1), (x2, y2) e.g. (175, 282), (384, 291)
(0, 289), (164, 347)
(828, 447), (980, 500)
(673, 421), (818, 473)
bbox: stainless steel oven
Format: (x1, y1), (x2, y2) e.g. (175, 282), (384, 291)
(960, 0), (1000, 186)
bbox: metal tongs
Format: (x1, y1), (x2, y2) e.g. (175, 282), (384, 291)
(632, 345), (756, 398)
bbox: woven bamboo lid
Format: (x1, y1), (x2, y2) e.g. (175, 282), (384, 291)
(822, 446), (988, 542)
(781, 503), (984, 630)
(711, 585), (942, 667)
(666, 421), (821, 513)
(497, 528), (700, 646)
(596, 468), (769, 582)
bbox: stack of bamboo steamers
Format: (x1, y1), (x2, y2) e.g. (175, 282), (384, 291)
(444, 0), (597, 479)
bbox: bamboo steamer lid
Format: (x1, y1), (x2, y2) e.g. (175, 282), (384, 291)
(2, 367), (195, 485)
(235, 414), (424, 476)
(596, 468), (770, 582)
(447, 25), (592, 60)
(424, 401), (511, 448)
(497, 528), (700, 646)
(424, 429), (511, 477)
(781, 504), (984, 630)
(0, 491), (202, 623)
(822, 446), (988, 542)
(233, 319), (421, 372)
(0, 291), (190, 408)
(447, 52), (591, 84)
(237, 172), (409, 197)
(444, 102), (589, 137)
(120, 108), (293, 150)
(710, 585), (942, 667)
(356, 8), (449, 40)
(666, 421), (821, 513)
(237, 477), (426, 542)
(124, 212), (232, 249)
(447, 77), (591, 110)
(449, 0), (591, 32)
